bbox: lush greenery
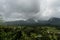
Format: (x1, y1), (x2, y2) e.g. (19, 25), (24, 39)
(0, 25), (60, 40)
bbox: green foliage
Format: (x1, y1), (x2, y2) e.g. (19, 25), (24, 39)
(0, 25), (60, 40)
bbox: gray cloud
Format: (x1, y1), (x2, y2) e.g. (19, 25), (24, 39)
(0, 0), (39, 21)
(0, 0), (60, 21)
(36, 0), (60, 20)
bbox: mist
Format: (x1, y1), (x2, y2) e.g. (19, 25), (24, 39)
(0, 0), (60, 21)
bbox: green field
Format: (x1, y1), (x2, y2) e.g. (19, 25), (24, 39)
(0, 25), (60, 40)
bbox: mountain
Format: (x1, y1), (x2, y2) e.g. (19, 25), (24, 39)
(4, 19), (37, 26)
(4, 17), (60, 26)
(48, 17), (60, 26)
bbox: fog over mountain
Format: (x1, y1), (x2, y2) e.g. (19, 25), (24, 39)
(0, 0), (60, 21)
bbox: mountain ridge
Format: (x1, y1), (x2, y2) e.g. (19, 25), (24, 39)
(4, 17), (60, 26)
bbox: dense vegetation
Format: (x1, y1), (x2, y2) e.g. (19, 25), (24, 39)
(0, 25), (60, 40)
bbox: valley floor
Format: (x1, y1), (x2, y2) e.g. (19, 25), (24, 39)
(0, 25), (60, 40)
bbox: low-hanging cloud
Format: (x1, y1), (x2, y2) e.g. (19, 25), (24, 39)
(35, 0), (60, 20)
(0, 0), (60, 21)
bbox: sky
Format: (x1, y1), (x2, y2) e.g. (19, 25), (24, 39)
(0, 0), (60, 21)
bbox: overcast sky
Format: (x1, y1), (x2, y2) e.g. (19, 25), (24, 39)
(0, 0), (60, 21)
